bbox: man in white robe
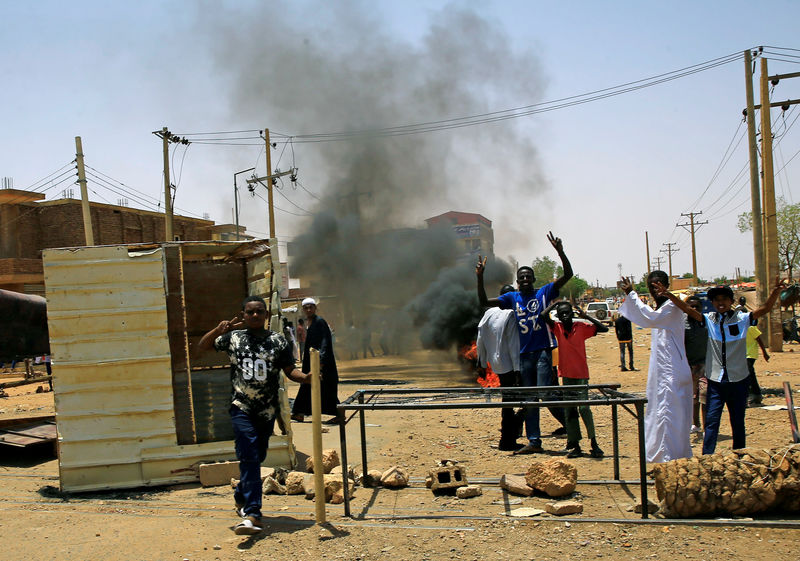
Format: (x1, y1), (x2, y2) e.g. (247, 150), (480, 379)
(618, 272), (692, 463)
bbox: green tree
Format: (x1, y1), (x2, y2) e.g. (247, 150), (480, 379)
(531, 256), (558, 284)
(531, 255), (590, 298)
(561, 275), (590, 299)
(738, 198), (800, 281)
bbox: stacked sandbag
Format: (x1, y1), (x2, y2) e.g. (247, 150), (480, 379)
(652, 445), (800, 517)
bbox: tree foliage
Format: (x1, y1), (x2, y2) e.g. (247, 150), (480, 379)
(738, 198), (800, 281)
(530, 255), (589, 298)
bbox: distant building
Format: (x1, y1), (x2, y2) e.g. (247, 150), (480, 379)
(0, 188), (244, 294)
(425, 211), (494, 258)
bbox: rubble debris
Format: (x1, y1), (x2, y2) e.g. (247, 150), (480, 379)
(306, 448), (340, 474)
(653, 446), (800, 518)
(198, 461), (240, 487)
(304, 474), (355, 504)
(499, 474), (534, 496)
(380, 466), (409, 488)
(285, 471), (314, 495)
(364, 469), (384, 487)
(525, 459), (577, 497)
(262, 475), (286, 495)
(428, 460), (468, 493)
(545, 500), (583, 516)
(456, 485), (482, 499)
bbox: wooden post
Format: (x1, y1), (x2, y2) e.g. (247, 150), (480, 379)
(760, 58), (782, 352)
(310, 348), (326, 523)
(74, 136), (94, 245)
(744, 50), (766, 314)
(264, 128), (276, 239)
(161, 127), (174, 242)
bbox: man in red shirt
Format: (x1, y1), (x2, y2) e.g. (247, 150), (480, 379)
(543, 300), (607, 458)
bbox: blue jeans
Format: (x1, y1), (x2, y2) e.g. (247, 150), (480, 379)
(230, 405), (275, 518)
(702, 377), (749, 455)
(520, 349), (565, 445)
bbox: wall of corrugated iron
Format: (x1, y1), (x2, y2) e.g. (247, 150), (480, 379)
(43, 243), (294, 492)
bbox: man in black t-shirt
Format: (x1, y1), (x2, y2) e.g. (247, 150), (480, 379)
(199, 296), (310, 535)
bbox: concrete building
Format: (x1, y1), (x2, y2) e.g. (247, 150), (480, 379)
(0, 188), (242, 294)
(425, 211), (494, 258)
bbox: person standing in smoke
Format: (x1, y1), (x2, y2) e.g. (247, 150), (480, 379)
(291, 297), (340, 424)
(476, 284), (523, 451)
(476, 232), (572, 455)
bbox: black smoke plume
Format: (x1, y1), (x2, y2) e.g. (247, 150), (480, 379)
(198, 3), (546, 349)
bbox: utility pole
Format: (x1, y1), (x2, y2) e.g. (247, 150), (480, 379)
(152, 128), (190, 242)
(660, 243), (679, 280)
(74, 136), (94, 245)
(264, 128), (275, 239)
(760, 58), (781, 351)
(744, 49), (767, 309)
(233, 167), (256, 241)
(651, 256), (665, 270)
(161, 127), (173, 242)
(677, 211), (708, 285)
(645, 231), (651, 275)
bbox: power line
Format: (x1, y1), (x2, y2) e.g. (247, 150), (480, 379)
(175, 51), (743, 144)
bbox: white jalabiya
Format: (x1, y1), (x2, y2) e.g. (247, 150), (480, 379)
(619, 291), (693, 463)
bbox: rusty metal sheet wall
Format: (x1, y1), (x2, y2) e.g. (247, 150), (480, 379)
(43, 245), (174, 491)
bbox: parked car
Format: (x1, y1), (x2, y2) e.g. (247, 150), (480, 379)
(584, 301), (617, 325)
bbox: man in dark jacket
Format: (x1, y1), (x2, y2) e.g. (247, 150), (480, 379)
(614, 315), (634, 371)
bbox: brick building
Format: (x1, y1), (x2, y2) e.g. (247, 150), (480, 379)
(0, 188), (224, 294)
(425, 211), (494, 258)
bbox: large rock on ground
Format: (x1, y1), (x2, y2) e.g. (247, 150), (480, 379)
(499, 474), (534, 497)
(364, 469), (384, 487)
(262, 476), (286, 495)
(305, 449), (341, 474)
(304, 474), (355, 504)
(285, 471), (314, 495)
(381, 466), (409, 488)
(525, 459), (578, 497)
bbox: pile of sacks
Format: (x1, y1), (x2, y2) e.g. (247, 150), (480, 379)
(652, 445), (800, 517)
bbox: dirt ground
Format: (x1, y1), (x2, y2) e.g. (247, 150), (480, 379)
(2, 329), (800, 560)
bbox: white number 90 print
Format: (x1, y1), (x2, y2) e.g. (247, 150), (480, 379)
(241, 358), (268, 381)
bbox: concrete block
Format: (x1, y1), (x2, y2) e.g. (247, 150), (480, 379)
(198, 461), (240, 487)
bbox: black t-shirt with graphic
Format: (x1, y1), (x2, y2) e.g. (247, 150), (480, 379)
(214, 329), (294, 420)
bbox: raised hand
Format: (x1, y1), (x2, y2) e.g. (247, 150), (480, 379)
(617, 276), (634, 294)
(218, 314), (244, 333)
(475, 255), (488, 277)
(547, 231), (563, 253)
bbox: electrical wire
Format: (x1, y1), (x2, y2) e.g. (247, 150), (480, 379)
(174, 51), (742, 144)
(251, 191), (311, 217)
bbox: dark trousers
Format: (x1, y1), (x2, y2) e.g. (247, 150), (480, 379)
(497, 371), (522, 445)
(520, 349), (566, 445)
(618, 341), (633, 368)
(230, 405), (275, 518)
(746, 358), (761, 398)
(702, 377), (749, 455)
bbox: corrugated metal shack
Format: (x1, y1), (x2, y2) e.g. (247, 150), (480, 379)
(42, 240), (297, 492)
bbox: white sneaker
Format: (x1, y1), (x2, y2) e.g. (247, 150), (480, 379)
(234, 516), (263, 535)
(690, 424), (702, 434)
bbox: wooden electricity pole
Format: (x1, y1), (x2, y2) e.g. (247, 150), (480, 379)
(74, 136), (94, 245)
(645, 231), (651, 276)
(161, 127), (174, 242)
(760, 58), (782, 351)
(651, 256), (665, 271)
(660, 243), (679, 280)
(264, 128), (275, 239)
(677, 211), (707, 285)
(744, 50), (767, 310)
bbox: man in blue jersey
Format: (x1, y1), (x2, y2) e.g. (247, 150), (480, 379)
(477, 231), (573, 454)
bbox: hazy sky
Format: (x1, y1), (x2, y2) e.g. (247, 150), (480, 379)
(2, 1), (799, 285)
